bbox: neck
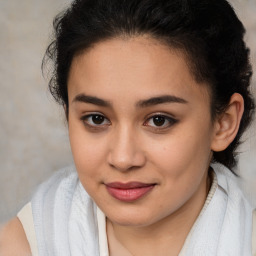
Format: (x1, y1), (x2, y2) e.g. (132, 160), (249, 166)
(107, 170), (212, 256)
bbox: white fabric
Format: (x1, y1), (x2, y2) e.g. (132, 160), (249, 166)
(17, 201), (108, 256)
(253, 209), (256, 256)
(180, 164), (253, 256)
(31, 165), (99, 256)
(29, 164), (253, 256)
(17, 202), (39, 256)
(97, 207), (109, 256)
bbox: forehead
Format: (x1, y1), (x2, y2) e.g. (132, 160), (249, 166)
(68, 36), (210, 107)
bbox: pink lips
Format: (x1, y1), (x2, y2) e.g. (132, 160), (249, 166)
(105, 182), (155, 202)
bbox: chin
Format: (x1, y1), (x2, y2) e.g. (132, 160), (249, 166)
(110, 218), (152, 227)
(106, 210), (158, 227)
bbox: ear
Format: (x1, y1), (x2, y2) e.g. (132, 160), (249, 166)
(211, 93), (244, 152)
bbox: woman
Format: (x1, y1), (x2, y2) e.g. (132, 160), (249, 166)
(1, 0), (255, 255)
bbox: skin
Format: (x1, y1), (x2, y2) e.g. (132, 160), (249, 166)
(0, 35), (244, 255)
(67, 36), (244, 255)
(0, 218), (31, 256)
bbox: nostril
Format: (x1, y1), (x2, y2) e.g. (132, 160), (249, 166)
(108, 159), (136, 172)
(107, 130), (146, 171)
(107, 151), (146, 172)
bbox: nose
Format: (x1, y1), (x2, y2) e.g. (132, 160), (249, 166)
(107, 126), (146, 172)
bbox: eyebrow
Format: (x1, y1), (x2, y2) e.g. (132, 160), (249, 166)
(136, 95), (188, 108)
(72, 94), (111, 107)
(72, 93), (188, 108)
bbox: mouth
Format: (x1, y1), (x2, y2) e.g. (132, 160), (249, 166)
(105, 182), (156, 202)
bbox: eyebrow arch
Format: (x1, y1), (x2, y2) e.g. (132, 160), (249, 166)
(72, 93), (111, 107)
(136, 95), (188, 108)
(72, 93), (187, 108)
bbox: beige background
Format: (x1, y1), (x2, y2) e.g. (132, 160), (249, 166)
(0, 0), (255, 223)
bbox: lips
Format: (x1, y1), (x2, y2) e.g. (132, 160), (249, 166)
(105, 182), (156, 202)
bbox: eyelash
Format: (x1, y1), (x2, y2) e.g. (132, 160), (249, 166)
(80, 113), (178, 131)
(144, 114), (178, 130)
(80, 113), (111, 130)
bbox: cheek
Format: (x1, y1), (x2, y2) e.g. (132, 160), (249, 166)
(148, 125), (212, 179)
(68, 120), (107, 179)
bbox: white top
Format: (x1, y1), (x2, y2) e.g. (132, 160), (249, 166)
(17, 166), (256, 255)
(18, 203), (108, 256)
(253, 210), (256, 256)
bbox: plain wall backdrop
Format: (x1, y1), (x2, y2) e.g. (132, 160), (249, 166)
(0, 0), (256, 223)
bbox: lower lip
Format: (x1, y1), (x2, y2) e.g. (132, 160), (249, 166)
(106, 185), (155, 202)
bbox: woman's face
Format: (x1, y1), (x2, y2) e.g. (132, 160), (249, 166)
(68, 36), (216, 227)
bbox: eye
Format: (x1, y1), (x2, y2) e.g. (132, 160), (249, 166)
(144, 114), (177, 129)
(81, 113), (111, 128)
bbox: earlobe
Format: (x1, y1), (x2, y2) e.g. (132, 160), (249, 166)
(211, 93), (244, 152)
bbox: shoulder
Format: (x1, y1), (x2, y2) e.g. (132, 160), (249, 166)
(0, 217), (31, 256)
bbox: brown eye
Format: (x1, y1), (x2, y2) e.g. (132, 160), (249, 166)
(81, 113), (111, 128)
(144, 114), (177, 129)
(92, 115), (105, 124)
(152, 116), (166, 126)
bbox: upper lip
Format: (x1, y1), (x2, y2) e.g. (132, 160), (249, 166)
(105, 182), (156, 189)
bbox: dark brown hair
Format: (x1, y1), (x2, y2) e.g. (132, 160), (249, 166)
(43, 0), (255, 172)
